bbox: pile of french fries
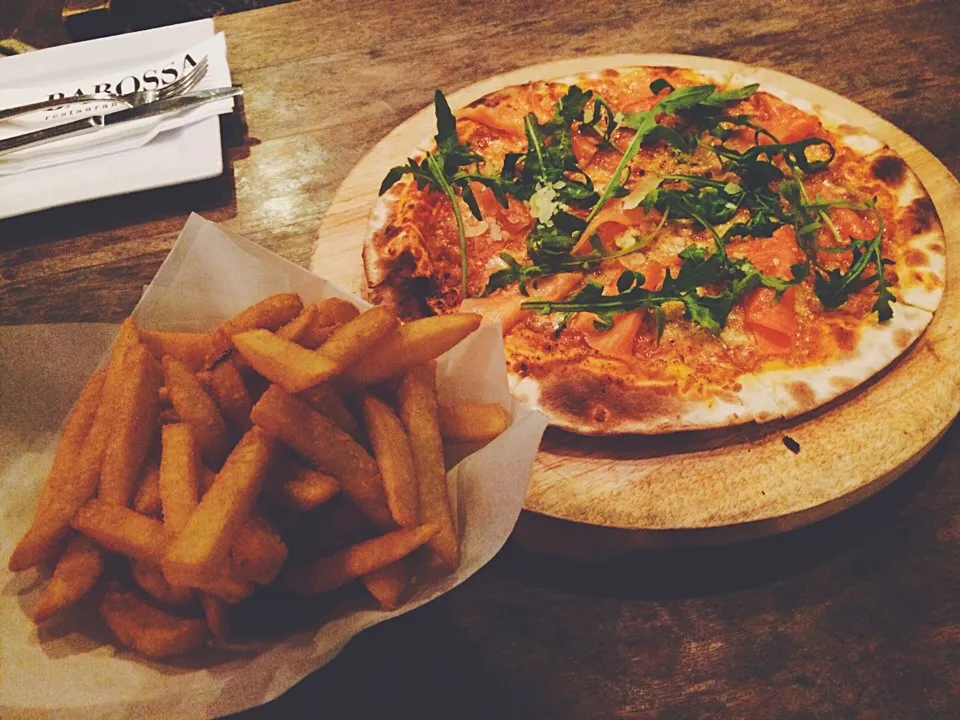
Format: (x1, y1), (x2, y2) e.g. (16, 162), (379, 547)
(8, 293), (511, 659)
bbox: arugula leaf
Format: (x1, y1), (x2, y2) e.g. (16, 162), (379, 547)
(812, 204), (894, 321)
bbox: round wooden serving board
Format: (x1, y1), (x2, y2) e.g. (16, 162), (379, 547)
(314, 54), (960, 549)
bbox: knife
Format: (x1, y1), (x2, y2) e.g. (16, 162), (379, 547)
(0, 85), (243, 158)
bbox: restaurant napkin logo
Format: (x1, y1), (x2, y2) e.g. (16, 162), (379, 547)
(47, 53), (200, 102)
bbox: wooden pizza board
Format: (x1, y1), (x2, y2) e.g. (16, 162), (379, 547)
(314, 54), (960, 552)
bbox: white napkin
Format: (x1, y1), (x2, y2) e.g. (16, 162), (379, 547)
(0, 33), (233, 176)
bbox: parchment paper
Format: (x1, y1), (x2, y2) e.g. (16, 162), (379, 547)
(0, 214), (548, 719)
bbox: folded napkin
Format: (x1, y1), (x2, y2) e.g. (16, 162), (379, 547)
(0, 33), (232, 176)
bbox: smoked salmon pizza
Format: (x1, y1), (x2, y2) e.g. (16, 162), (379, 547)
(363, 66), (946, 434)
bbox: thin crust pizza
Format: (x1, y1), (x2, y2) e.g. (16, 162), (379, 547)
(364, 66), (946, 435)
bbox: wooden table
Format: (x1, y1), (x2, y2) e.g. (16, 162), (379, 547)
(2, 1), (958, 716)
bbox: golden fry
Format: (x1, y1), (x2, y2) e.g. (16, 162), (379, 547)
(438, 403), (511, 443)
(12, 319), (139, 570)
(161, 427), (275, 585)
(8, 368), (106, 571)
(33, 534), (104, 624)
(298, 322), (341, 350)
(230, 510), (288, 585)
(99, 581), (207, 659)
(251, 385), (393, 529)
(206, 358), (253, 431)
(363, 561), (409, 611)
(139, 330), (215, 372)
(284, 524), (437, 596)
(267, 460), (341, 511)
(133, 462), (162, 517)
(71, 499), (172, 564)
(201, 594), (231, 643)
(100, 345), (160, 507)
(210, 293), (304, 357)
(398, 365), (459, 572)
(232, 330), (339, 393)
(313, 297), (361, 327)
(159, 424), (201, 535)
(343, 313), (481, 387)
(297, 383), (359, 436)
(276, 304), (320, 343)
(162, 356), (231, 467)
(132, 561), (195, 607)
(315, 305), (399, 368)
(361, 394), (419, 528)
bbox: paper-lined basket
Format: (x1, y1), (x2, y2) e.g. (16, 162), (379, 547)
(0, 214), (548, 719)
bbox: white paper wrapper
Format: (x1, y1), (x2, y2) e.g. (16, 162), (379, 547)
(0, 34), (233, 176)
(0, 214), (548, 719)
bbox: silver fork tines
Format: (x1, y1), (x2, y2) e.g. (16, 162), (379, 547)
(0, 55), (210, 122)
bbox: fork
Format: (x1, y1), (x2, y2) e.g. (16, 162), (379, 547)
(0, 56), (209, 122)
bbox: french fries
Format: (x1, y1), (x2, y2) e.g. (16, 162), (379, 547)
(33, 535), (104, 624)
(438, 402), (511, 443)
(283, 525), (438, 596)
(140, 330), (215, 372)
(162, 356), (231, 467)
(9, 291), (503, 659)
(71, 500), (172, 565)
(250, 386), (393, 529)
(99, 582), (207, 659)
(398, 365), (460, 572)
(99, 345), (160, 507)
(361, 394), (418, 528)
(162, 428), (275, 587)
(232, 330), (338, 393)
(343, 313), (481, 387)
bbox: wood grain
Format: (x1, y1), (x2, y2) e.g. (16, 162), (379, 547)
(314, 53), (960, 540)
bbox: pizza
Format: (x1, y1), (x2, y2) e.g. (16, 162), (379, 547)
(363, 66), (946, 435)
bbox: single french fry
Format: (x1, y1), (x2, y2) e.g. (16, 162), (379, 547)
(162, 356), (231, 467)
(140, 330), (215, 372)
(313, 297), (361, 327)
(8, 369), (106, 571)
(161, 427), (275, 585)
(13, 319), (141, 571)
(297, 383), (359, 436)
(343, 314), (482, 387)
(276, 304), (320, 343)
(206, 359), (253, 431)
(298, 322), (342, 350)
(232, 330), (338, 394)
(71, 499), (172, 564)
(201, 594), (231, 643)
(283, 524), (437, 596)
(230, 511), (288, 585)
(32, 535), (104, 624)
(361, 394), (419, 528)
(250, 385), (393, 529)
(159, 424), (201, 535)
(398, 365), (459, 572)
(99, 581), (207, 659)
(438, 403), (511, 443)
(363, 561), (409, 611)
(210, 293), (304, 357)
(133, 462), (162, 517)
(131, 561), (195, 607)
(315, 305), (399, 369)
(100, 345), (160, 507)
(188, 567), (256, 604)
(267, 461), (341, 511)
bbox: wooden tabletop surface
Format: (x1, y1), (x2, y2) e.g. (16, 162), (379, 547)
(2, 0), (958, 717)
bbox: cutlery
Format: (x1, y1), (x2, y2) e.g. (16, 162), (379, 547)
(0, 56), (209, 123)
(0, 84), (241, 158)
